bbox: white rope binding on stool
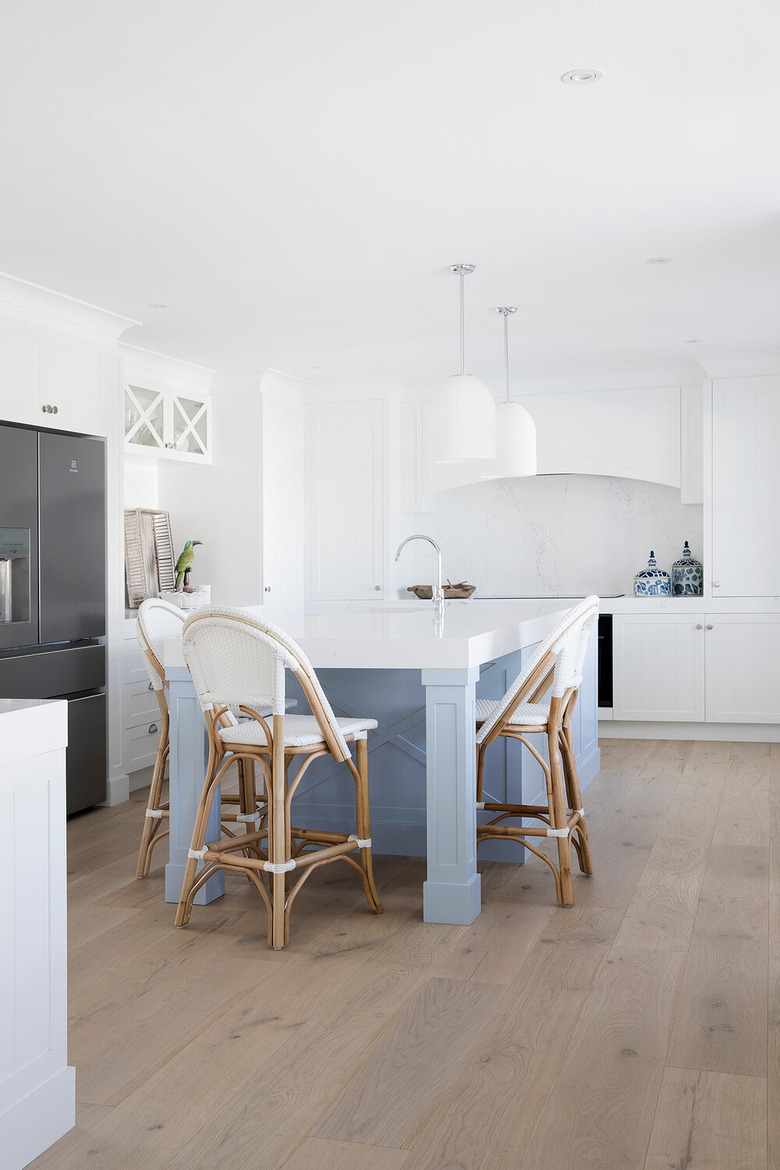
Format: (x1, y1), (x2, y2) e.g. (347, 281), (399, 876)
(236, 811), (263, 824)
(145, 808), (163, 819)
(263, 859), (296, 874)
(574, 808), (584, 815)
(348, 835), (372, 848)
(188, 848), (209, 860)
(546, 827), (570, 838)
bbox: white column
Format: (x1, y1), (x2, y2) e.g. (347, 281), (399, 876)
(421, 666), (481, 924)
(165, 665), (224, 904)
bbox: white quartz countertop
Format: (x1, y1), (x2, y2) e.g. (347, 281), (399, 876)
(0, 697), (68, 769)
(163, 599), (571, 672)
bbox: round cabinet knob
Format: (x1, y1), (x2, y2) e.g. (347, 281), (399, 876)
(706, 624), (713, 630)
(264, 586), (271, 592)
(148, 723), (158, 734)
(52, 405), (58, 414)
(41, 405), (47, 413)
(713, 581), (721, 588)
(696, 623), (703, 630)
(375, 585), (381, 591)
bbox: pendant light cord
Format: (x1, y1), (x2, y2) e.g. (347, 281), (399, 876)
(496, 306), (517, 403)
(459, 270), (466, 375)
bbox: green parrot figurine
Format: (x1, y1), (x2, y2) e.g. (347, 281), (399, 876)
(174, 540), (202, 591)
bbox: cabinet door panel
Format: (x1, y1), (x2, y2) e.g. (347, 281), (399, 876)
(711, 378), (780, 596)
(613, 614), (705, 721)
(306, 399), (384, 600)
(43, 341), (103, 435)
(0, 326), (40, 425)
(705, 615), (780, 723)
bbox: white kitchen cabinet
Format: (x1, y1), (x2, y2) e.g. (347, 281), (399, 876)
(711, 376), (780, 597)
(613, 612), (780, 724)
(262, 391), (304, 611)
(704, 615), (780, 723)
(306, 398), (385, 600)
(121, 634), (160, 774)
(613, 613), (705, 722)
(124, 380), (211, 463)
(0, 324), (105, 435)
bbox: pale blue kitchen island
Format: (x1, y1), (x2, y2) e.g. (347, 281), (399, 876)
(163, 600), (600, 925)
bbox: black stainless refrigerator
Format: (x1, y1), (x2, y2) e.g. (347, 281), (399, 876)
(0, 421), (106, 813)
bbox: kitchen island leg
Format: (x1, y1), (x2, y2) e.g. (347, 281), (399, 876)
(421, 666), (481, 925)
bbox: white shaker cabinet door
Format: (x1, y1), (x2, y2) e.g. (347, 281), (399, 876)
(0, 324), (41, 425)
(306, 399), (384, 600)
(705, 615), (780, 723)
(613, 613), (705, 721)
(711, 376), (780, 597)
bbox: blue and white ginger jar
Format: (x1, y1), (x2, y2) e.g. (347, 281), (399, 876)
(633, 550), (671, 597)
(672, 541), (703, 596)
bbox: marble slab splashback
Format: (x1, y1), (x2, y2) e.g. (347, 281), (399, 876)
(390, 474), (703, 599)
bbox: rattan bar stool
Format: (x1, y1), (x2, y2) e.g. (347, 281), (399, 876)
(135, 598), (185, 878)
(175, 606), (383, 949)
(135, 598), (266, 879)
(475, 595), (599, 906)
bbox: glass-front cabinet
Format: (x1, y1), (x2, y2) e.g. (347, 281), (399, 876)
(124, 382), (210, 463)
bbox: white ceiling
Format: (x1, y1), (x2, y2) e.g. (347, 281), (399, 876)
(2, 0), (779, 382)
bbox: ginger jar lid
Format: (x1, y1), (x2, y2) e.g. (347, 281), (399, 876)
(634, 550), (669, 581)
(672, 540), (701, 569)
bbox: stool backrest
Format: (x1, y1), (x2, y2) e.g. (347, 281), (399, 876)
(181, 606), (352, 761)
(477, 595), (599, 745)
(137, 597), (186, 690)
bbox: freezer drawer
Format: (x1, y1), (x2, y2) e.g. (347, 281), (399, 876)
(0, 642), (104, 697)
(67, 692), (106, 813)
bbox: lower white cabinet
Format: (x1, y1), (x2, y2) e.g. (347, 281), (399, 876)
(613, 614), (705, 722)
(121, 631), (160, 773)
(613, 613), (780, 724)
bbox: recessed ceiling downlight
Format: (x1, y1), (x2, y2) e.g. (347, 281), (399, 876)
(646, 257), (672, 265)
(561, 68), (604, 85)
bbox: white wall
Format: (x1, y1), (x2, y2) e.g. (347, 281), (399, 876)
(157, 392), (263, 607)
(389, 474), (703, 599)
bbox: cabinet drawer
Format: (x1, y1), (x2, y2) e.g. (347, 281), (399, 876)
(123, 677), (159, 726)
(122, 719), (161, 773)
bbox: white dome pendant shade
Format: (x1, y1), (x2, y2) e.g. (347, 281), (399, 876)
(433, 264), (496, 463)
(483, 306), (537, 478)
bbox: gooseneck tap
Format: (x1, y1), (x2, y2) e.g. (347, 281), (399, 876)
(395, 534), (445, 619)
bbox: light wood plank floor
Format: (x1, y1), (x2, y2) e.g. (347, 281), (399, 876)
(30, 739), (777, 1169)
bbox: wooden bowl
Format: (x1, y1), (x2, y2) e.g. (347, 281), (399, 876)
(407, 584), (476, 600)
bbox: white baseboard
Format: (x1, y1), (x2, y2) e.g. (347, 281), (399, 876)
(129, 764), (154, 793)
(101, 772), (130, 806)
(599, 721), (780, 743)
(1, 1065), (75, 1170)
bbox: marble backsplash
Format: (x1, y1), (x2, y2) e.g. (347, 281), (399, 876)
(390, 474), (704, 598)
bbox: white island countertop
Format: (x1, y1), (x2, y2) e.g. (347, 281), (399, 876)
(163, 599), (572, 671)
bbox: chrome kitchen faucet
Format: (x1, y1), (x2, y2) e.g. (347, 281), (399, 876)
(395, 534), (445, 622)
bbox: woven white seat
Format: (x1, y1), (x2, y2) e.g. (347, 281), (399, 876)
(219, 713), (377, 749)
(176, 605), (383, 949)
(476, 596), (599, 907)
(475, 698), (549, 727)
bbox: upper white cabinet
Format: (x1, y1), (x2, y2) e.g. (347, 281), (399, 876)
(711, 376), (780, 597)
(262, 390), (304, 611)
(124, 381), (211, 462)
(0, 324), (105, 435)
(306, 398), (384, 599)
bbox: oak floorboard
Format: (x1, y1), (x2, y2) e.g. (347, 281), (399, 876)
(516, 946), (686, 1170)
(611, 743), (729, 952)
(400, 906), (623, 1169)
(313, 977), (506, 1147)
(667, 844), (770, 1077)
(278, 1138), (410, 1170)
(644, 1066), (766, 1169)
(713, 741), (771, 849)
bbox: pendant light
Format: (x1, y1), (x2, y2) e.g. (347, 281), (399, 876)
(490, 306), (537, 477)
(433, 263), (496, 463)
